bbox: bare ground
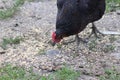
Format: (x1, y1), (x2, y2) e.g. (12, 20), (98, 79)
(0, 0), (120, 80)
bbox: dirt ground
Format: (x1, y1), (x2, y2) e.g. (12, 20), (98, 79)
(0, 0), (120, 80)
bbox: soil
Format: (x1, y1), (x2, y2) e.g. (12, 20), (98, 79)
(0, 0), (120, 80)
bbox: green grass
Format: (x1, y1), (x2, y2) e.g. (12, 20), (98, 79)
(88, 40), (97, 51)
(0, 0), (30, 19)
(100, 68), (120, 80)
(39, 66), (80, 80)
(109, 36), (117, 43)
(0, 64), (41, 80)
(0, 8), (17, 19)
(53, 67), (80, 80)
(57, 44), (62, 49)
(0, 36), (23, 49)
(38, 49), (45, 55)
(0, 65), (80, 80)
(103, 44), (115, 53)
(106, 0), (120, 12)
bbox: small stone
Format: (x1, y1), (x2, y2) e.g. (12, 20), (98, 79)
(46, 49), (60, 57)
(116, 10), (120, 15)
(0, 51), (6, 54)
(111, 53), (120, 59)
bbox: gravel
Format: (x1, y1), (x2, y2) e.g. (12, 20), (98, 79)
(0, 0), (120, 79)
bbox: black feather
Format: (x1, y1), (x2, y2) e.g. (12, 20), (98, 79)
(55, 0), (106, 38)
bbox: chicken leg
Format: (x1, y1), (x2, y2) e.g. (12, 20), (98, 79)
(62, 34), (87, 45)
(62, 34), (87, 52)
(88, 23), (104, 38)
(75, 34), (85, 52)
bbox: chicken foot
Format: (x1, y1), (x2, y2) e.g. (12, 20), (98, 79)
(87, 23), (104, 39)
(62, 34), (88, 45)
(62, 34), (87, 52)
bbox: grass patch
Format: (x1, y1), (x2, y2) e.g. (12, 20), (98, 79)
(0, 0), (26, 19)
(0, 64), (26, 80)
(103, 44), (115, 53)
(0, 65), (80, 80)
(53, 67), (80, 80)
(0, 36), (23, 49)
(88, 40), (97, 51)
(38, 49), (45, 55)
(106, 0), (120, 12)
(0, 7), (17, 19)
(100, 68), (120, 80)
(38, 67), (80, 80)
(57, 44), (62, 49)
(0, 64), (42, 80)
(109, 36), (117, 43)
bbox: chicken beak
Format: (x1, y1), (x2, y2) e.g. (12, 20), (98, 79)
(51, 41), (56, 46)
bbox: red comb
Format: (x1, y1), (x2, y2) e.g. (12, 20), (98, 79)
(52, 32), (56, 42)
(52, 32), (61, 43)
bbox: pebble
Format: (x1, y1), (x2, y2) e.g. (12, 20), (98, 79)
(46, 49), (60, 57)
(111, 53), (120, 59)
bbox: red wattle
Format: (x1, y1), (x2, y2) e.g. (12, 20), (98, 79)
(52, 32), (61, 43)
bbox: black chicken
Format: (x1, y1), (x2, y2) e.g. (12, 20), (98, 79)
(52, 0), (106, 46)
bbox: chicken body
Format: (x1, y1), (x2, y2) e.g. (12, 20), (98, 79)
(52, 0), (106, 45)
